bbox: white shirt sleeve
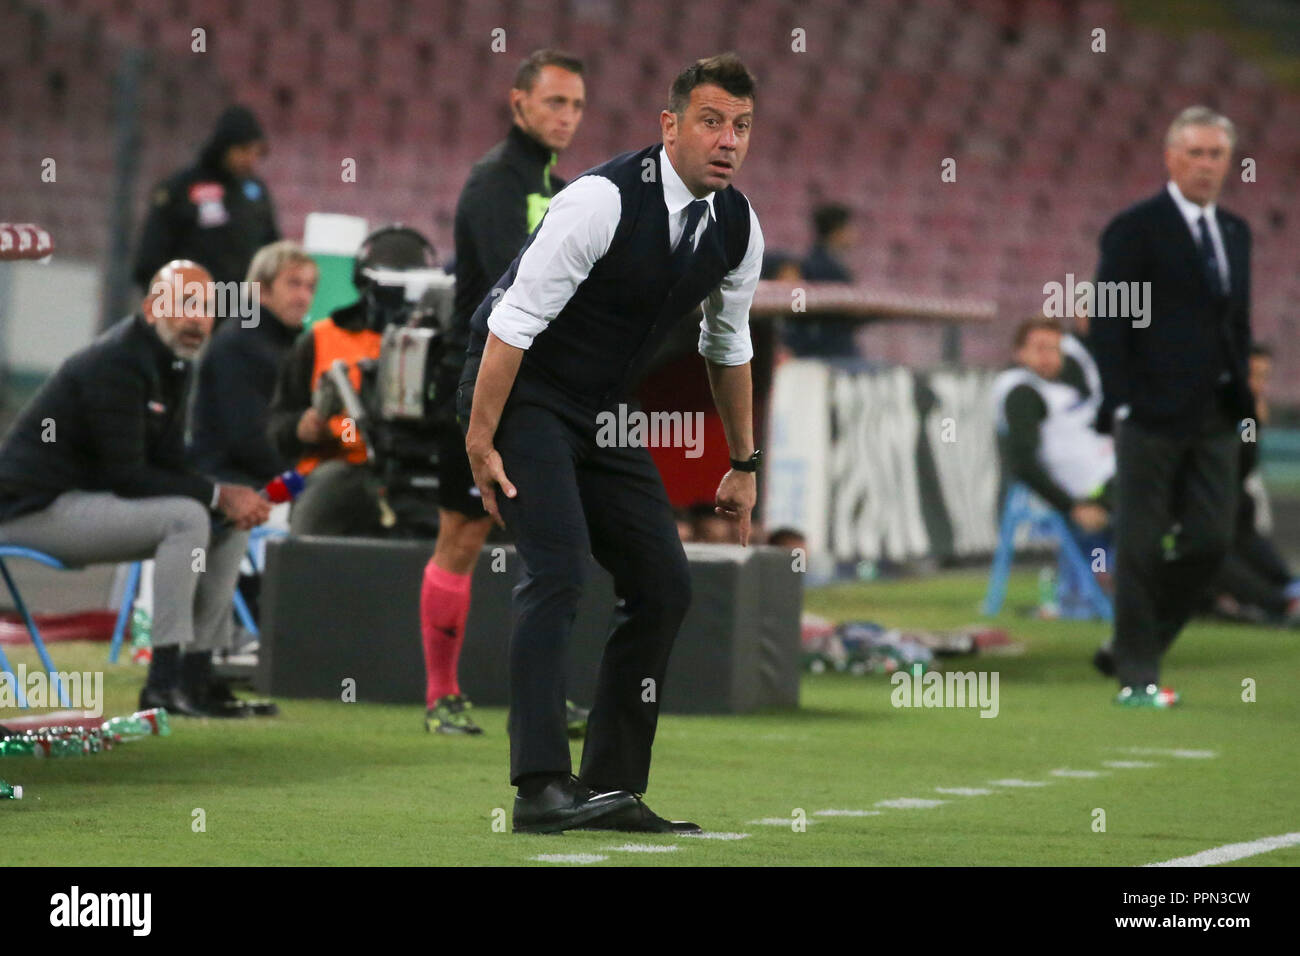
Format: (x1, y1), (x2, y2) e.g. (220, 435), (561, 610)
(486, 175), (621, 350)
(698, 204), (764, 366)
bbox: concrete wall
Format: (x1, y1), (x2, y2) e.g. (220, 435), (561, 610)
(0, 259), (103, 385)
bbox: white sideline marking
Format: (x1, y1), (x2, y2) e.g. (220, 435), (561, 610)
(814, 809), (883, 817)
(875, 798), (947, 809)
(1145, 832), (1300, 868)
(1050, 768), (1109, 778)
(1119, 747), (1217, 759)
(989, 778), (1048, 787)
(1104, 760), (1159, 769)
(533, 853), (607, 864)
(749, 817), (818, 825)
(680, 831), (749, 840)
(607, 844), (678, 853)
(936, 787), (994, 796)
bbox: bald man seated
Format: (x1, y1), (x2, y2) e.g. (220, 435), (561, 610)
(0, 261), (273, 717)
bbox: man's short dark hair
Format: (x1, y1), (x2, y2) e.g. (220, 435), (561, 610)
(1013, 317), (1063, 349)
(760, 250), (796, 280)
(513, 49), (584, 92)
(812, 204), (851, 241)
(767, 527), (806, 548)
(1251, 343), (1273, 360)
(668, 52), (756, 117)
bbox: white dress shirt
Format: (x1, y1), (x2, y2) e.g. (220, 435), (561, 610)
(1167, 180), (1229, 293)
(487, 146), (764, 366)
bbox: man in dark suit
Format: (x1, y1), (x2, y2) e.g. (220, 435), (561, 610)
(1089, 106), (1253, 707)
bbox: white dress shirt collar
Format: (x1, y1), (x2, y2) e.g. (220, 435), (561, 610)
(1167, 180), (1218, 228)
(660, 146), (717, 222)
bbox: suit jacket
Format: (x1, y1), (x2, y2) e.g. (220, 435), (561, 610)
(1089, 187), (1252, 437)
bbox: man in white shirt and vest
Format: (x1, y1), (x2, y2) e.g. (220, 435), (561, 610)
(459, 54), (764, 834)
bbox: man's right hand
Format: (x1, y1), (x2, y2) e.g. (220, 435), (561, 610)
(297, 407), (330, 444)
(1070, 501), (1110, 533)
(217, 484), (272, 530)
(466, 436), (516, 529)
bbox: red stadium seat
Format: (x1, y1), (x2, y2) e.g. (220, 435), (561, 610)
(9, 0), (1300, 402)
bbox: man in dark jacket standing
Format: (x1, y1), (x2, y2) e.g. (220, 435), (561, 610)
(420, 49), (586, 737)
(0, 261), (271, 716)
(1089, 106), (1253, 707)
(132, 105), (279, 293)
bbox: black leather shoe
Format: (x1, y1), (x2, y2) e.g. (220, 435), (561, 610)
(576, 794), (702, 834)
(512, 775), (638, 834)
(138, 686), (211, 718)
(1092, 645), (1116, 678)
(201, 698), (254, 718)
(208, 680), (278, 717)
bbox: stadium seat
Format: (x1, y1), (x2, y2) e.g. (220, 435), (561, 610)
(0, 546), (76, 707)
(983, 483), (1113, 620)
(6, 0), (1299, 405)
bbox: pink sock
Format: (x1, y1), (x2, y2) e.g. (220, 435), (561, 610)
(420, 560), (472, 708)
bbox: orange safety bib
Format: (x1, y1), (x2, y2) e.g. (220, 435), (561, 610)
(296, 318), (382, 476)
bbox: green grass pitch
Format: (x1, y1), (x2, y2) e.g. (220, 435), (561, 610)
(3, 569), (1297, 866)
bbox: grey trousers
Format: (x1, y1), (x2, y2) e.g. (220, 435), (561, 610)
(0, 491), (248, 651)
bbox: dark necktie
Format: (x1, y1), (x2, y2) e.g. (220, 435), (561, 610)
(670, 199), (708, 272)
(1198, 214), (1224, 297)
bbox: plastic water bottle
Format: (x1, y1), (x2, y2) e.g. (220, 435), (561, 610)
(34, 735), (87, 757)
(129, 606), (153, 663)
(0, 779), (21, 800)
(0, 735), (80, 757)
(0, 736), (37, 756)
(1037, 566), (1059, 618)
(101, 708), (171, 741)
(130, 559), (155, 664)
(2, 727), (112, 757)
